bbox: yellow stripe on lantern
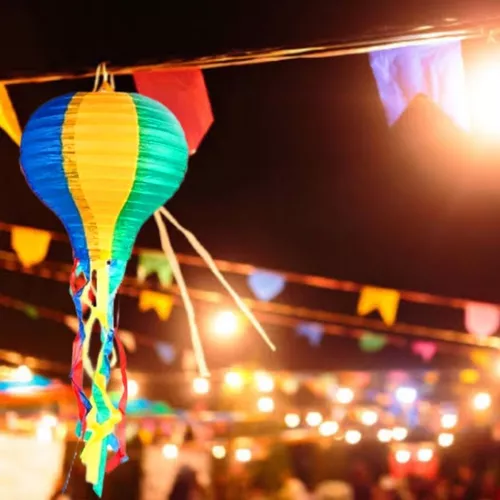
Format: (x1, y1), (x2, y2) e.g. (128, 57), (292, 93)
(62, 91), (139, 263)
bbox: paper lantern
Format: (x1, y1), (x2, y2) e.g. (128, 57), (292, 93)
(20, 78), (188, 495)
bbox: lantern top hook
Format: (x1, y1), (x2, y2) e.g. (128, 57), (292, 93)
(93, 62), (115, 92)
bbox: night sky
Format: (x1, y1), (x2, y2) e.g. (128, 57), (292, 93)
(0, 3), (500, 397)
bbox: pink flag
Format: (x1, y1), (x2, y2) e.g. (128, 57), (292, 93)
(464, 302), (500, 338)
(134, 69), (213, 154)
(412, 341), (437, 362)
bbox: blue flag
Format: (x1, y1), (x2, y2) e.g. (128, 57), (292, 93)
(248, 270), (285, 301)
(369, 40), (469, 130)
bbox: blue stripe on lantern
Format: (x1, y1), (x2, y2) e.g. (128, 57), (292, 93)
(20, 92), (90, 265)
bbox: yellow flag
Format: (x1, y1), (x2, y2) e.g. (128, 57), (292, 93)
(357, 286), (400, 326)
(138, 290), (174, 320)
(11, 226), (51, 267)
(0, 84), (21, 145)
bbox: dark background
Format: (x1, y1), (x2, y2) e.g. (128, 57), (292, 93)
(1, 2), (500, 397)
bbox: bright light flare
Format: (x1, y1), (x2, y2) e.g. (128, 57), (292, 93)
(392, 426), (408, 442)
(395, 450), (411, 464)
(438, 432), (454, 448)
(395, 387), (417, 405)
(213, 311), (239, 337)
(441, 413), (458, 429)
(162, 444), (179, 460)
(345, 430), (362, 445)
(235, 448), (252, 463)
(255, 372), (274, 393)
(319, 421), (339, 437)
(305, 412), (323, 427)
(212, 445), (227, 459)
(336, 387), (354, 404)
(360, 410), (378, 426)
(417, 448), (434, 463)
(377, 428), (392, 443)
(128, 379), (139, 399)
(473, 391), (492, 411)
(193, 377), (210, 395)
(257, 396), (274, 413)
(284, 413), (300, 429)
(224, 371), (244, 390)
(14, 365), (33, 383)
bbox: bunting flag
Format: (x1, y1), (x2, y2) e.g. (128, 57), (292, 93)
(23, 305), (39, 320)
(470, 349), (491, 369)
(357, 286), (400, 326)
(137, 250), (173, 288)
(296, 322), (324, 347)
(359, 332), (387, 352)
(119, 331), (137, 353)
(133, 69), (213, 154)
(248, 270), (286, 302)
(464, 302), (500, 338)
(155, 342), (176, 365)
(0, 84), (21, 145)
(138, 290), (174, 321)
(11, 226), (51, 268)
(369, 40), (469, 130)
(411, 341), (437, 362)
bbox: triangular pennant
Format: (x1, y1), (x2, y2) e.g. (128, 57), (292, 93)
(134, 69), (213, 154)
(358, 332), (387, 352)
(459, 368), (479, 385)
(296, 322), (324, 347)
(369, 40), (469, 130)
(156, 342), (176, 365)
(411, 341), (437, 362)
(137, 250), (173, 288)
(0, 84), (21, 145)
(357, 286), (400, 326)
(464, 302), (500, 338)
(23, 305), (39, 320)
(138, 291), (174, 321)
(11, 226), (51, 268)
(247, 270), (286, 301)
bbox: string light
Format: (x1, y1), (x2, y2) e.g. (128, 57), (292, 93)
(212, 445), (227, 459)
(162, 444), (179, 460)
(192, 377), (210, 395)
(395, 450), (411, 464)
(417, 448), (433, 462)
(438, 432), (454, 448)
(336, 387), (354, 404)
(224, 371), (244, 390)
(395, 387), (417, 405)
(305, 412), (323, 427)
(392, 426), (408, 442)
(235, 448), (252, 463)
(128, 379), (139, 398)
(360, 410), (378, 426)
(440, 413), (458, 429)
(284, 413), (301, 429)
(257, 396), (274, 413)
(377, 428), (392, 443)
(212, 310), (239, 337)
(473, 392), (492, 411)
(345, 430), (362, 445)
(14, 365), (33, 383)
(319, 421), (339, 437)
(255, 371), (274, 393)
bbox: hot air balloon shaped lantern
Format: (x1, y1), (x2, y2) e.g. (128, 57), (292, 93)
(20, 64), (274, 496)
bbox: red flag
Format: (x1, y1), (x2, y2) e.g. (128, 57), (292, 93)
(134, 69), (213, 154)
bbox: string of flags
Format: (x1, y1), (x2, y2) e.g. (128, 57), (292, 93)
(2, 225), (500, 367)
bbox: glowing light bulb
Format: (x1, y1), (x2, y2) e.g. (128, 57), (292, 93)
(213, 311), (239, 337)
(224, 371), (243, 390)
(14, 365), (33, 383)
(193, 377), (210, 395)
(305, 412), (323, 427)
(36, 425), (53, 443)
(235, 448), (252, 462)
(395, 450), (411, 464)
(438, 432), (454, 448)
(212, 445), (226, 459)
(360, 410), (378, 426)
(319, 421), (339, 437)
(284, 413), (300, 429)
(255, 372), (274, 393)
(473, 392), (491, 411)
(395, 387), (417, 405)
(417, 448), (433, 463)
(345, 430), (362, 445)
(257, 396), (274, 413)
(162, 444), (179, 460)
(128, 379), (139, 398)
(441, 413), (458, 429)
(336, 387), (354, 404)
(392, 427), (408, 442)
(377, 429), (392, 443)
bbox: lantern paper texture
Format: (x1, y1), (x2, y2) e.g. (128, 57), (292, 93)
(20, 87), (188, 496)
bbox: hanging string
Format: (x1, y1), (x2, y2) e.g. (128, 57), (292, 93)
(158, 207), (276, 352)
(153, 211), (209, 377)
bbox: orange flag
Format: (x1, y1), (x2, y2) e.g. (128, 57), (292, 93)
(11, 226), (51, 267)
(357, 286), (400, 326)
(0, 84), (21, 145)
